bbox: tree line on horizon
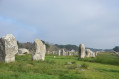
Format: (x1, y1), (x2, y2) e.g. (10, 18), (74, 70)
(17, 41), (115, 52)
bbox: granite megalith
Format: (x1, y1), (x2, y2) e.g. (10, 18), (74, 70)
(32, 39), (46, 61)
(79, 44), (85, 58)
(0, 34), (18, 63)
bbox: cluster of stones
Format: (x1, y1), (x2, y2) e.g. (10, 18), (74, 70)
(0, 34), (46, 63)
(46, 49), (78, 56)
(0, 34), (97, 63)
(79, 44), (97, 58)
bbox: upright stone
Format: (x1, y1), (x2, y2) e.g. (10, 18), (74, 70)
(85, 49), (91, 57)
(79, 44), (85, 58)
(0, 34), (18, 63)
(57, 50), (61, 56)
(32, 39), (46, 61)
(90, 51), (95, 57)
(92, 52), (96, 57)
(69, 53), (73, 56)
(90, 51), (93, 57)
(61, 49), (66, 56)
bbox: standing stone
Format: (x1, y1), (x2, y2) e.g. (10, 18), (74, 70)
(85, 49), (91, 57)
(32, 39), (46, 61)
(57, 50), (61, 56)
(90, 51), (95, 57)
(69, 53), (73, 56)
(0, 34), (18, 63)
(90, 51), (93, 57)
(61, 49), (66, 56)
(79, 44), (85, 58)
(92, 52), (96, 57)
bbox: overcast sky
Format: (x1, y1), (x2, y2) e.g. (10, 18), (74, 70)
(0, 0), (119, 49)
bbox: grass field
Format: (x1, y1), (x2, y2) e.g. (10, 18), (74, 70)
(0, 53), (119, 79)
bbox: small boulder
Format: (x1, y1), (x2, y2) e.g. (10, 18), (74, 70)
(18, 48), (30, 55)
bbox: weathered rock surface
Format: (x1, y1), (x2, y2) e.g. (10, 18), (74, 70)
(0, 34), (18, 63)
(32, 39), (46, 61)
(57, 50), (61, 56)
(18, 48), (30, 55)
(90, 51), (93, 57)
(90, 51), (95, 57)
(61, 49), (66, 56)
(79, 44), (85, 58)
(85, 49), (91, 57)
(52, 51), (55, 54)
(92, 52), (96, 57)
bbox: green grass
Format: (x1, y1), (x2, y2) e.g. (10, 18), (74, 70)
(0, 53), (119, 79)
(79, 52), (119, 65)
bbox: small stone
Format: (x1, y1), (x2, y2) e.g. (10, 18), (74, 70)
(77, 65), (82, 68)
(80, 69), (85, 71)
(67, 62), (72, 65)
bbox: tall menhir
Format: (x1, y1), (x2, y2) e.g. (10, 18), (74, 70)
(0, 34), (18, 63)
(79, 44), (85, 58)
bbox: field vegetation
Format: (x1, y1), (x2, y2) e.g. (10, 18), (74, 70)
(0, 52), (119, 79)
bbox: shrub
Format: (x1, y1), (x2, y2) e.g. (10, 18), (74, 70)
(67, 65), (77, 69)
(81, 63), (89, 69)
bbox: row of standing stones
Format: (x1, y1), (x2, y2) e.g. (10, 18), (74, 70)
(50, 49), (79, 56)
(0, 34), (46, 63)
(46, 45), (97, 58)
(79, 44), (97, 58)
(0, 34), (97, 63)
(53, 44), (97, 58)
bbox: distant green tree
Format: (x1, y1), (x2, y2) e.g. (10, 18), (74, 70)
(17, 41), (35, 51)
(55, 44), (78, 51)
(41, 40), (50, 50)
(113, 46), (119, 52)
(45, 43), (50, 50)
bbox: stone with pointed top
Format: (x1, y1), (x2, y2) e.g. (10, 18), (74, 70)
(32, 39), (46, 61)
